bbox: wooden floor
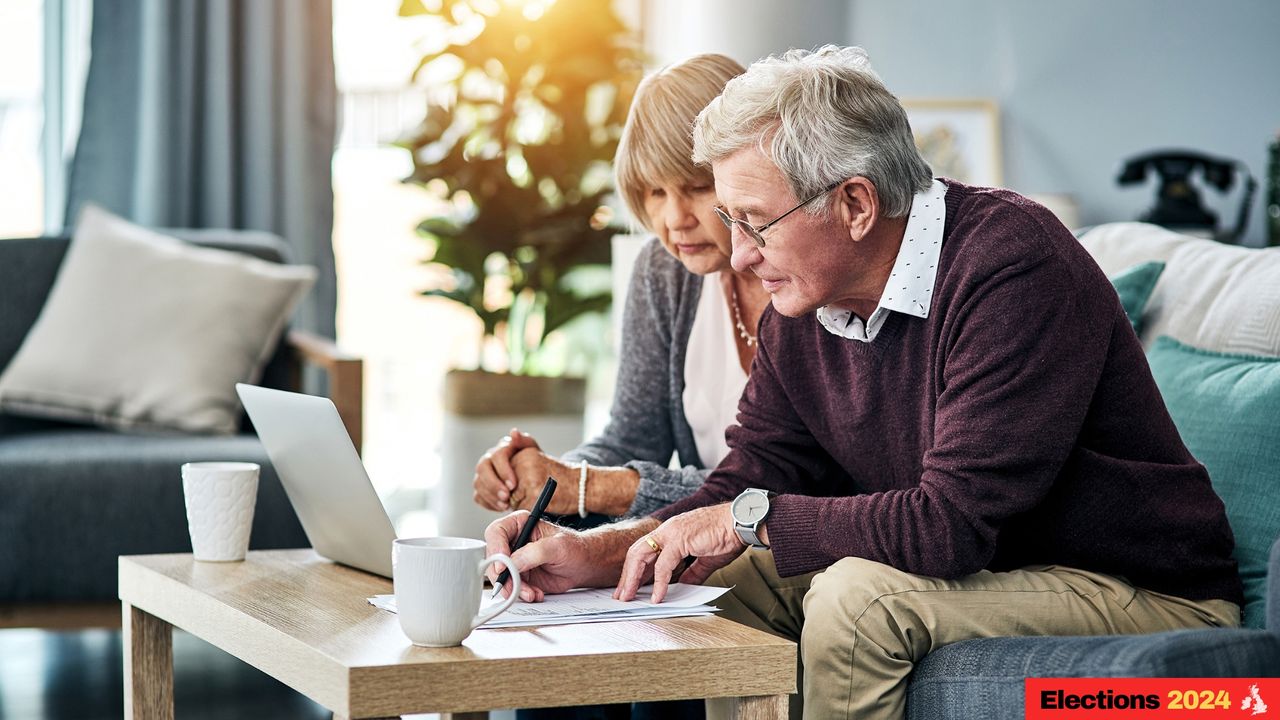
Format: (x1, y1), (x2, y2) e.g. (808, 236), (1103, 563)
(0, 628), (331, 720)
(0, 628), (523, 720)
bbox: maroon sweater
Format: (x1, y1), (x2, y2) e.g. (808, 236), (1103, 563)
(656, 181), (1242, 605)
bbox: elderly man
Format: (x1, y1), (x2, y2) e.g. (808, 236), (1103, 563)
(485, 46), (1242, 719)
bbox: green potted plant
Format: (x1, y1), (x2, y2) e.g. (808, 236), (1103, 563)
(398, 0), (641, 536)
(401, 0), (639, 374)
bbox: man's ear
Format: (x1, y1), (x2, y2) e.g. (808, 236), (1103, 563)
(835, 177), (879, 242)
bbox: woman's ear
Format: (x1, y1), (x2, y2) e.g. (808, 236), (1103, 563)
(835, 177), (880, 242)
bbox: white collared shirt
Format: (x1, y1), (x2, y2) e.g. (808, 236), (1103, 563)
(816, 179), (947, 343)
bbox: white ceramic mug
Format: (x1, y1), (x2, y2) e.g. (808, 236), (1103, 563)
(393, 537), (520, 647)
(181, 462), (260, 562)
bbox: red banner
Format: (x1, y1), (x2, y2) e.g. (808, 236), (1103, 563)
(1025, 678), (1279, 719)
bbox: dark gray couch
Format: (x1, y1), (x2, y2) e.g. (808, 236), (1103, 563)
(0, 230), (359, 615)
(906, 538), (1280, 718)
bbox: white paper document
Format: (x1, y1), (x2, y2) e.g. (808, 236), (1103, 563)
(368, 583), (729, 629)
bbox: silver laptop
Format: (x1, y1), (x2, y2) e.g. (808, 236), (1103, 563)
(236, 383), (397, 577)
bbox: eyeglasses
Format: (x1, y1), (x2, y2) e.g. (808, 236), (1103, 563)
(713, 179), (845, 248)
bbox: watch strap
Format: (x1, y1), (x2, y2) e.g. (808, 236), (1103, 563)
(735, 523), (767, 549)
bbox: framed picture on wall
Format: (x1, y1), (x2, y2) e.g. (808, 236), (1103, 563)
(901, 99), (1003, 186)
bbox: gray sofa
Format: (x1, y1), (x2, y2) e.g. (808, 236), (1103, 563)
(907, 540), (1280, 716)
(906, 223), (1280, 718)
(0, 230), (361, 619)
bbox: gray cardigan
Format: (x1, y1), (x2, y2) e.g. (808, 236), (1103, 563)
(561, 238), (711, 517)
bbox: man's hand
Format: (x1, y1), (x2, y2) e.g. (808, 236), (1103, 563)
(614, 503), (748, 604)
(473, 428), (540, 511)
(484, 513), (658, 602)
(483, 511), (587, 602)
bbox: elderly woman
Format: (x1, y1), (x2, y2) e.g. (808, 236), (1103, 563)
(472, 53), (768, 526)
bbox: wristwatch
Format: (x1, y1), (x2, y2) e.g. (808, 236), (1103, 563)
(731, 488), (774, 549)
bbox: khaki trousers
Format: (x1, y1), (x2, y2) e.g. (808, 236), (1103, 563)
(705, 551), (1239, 720)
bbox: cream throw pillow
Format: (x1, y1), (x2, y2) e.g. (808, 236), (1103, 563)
(1081, 222), (1280, 357)
(0, 205), (316, 434)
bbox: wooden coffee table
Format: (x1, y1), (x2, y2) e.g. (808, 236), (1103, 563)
(118, 550), (795, 719)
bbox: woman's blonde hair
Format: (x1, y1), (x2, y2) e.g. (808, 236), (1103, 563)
(614, 53), (746, 230)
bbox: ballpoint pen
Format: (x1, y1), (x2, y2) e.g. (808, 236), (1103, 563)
(491, 477), (557, 599)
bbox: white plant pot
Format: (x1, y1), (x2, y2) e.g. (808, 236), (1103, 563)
(436, 370), (586, 540)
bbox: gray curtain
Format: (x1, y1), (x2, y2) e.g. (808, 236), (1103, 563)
(65, 0), (338, 339)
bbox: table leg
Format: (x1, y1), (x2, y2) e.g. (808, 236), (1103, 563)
(123, 602), (174, 720)
(729, 694), (788, 719)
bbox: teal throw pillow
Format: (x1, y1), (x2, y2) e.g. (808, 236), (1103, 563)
(1109, 261), (1165, 332)
(1147, 336), (1280, 628)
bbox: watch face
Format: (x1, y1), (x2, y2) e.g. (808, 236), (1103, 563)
(733, 490), (769, 524)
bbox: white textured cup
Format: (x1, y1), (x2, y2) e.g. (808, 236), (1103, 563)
(393, 537), (520, 647)
(181, 462), (259, 562)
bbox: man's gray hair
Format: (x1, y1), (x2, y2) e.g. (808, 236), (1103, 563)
(692, 45), (932, 219)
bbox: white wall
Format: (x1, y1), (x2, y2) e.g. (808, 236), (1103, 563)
(643, 0), (848, 68)
(849, 0), (1280, 245)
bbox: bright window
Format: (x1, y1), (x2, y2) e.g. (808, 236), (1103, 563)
(332, 0), (483, 535)
(0, 1), (45, 237)
(0, 0), (91, 238)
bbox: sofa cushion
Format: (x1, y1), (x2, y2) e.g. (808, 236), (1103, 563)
(1147, 336), (1280, 628)
(0, 429), (308, 601)
(1108, 261), (1164, 332)
(0, 230), (297, 377)
(0, 238), (72, 377)
(1269, 535), (1280, 632)
(907, 630), (1280, 720)
(1080, 223), (1280, 355)
(1150, 242), (1280, 357)
(1078, 222), (1191, 277)
(0, 205), (316, 435)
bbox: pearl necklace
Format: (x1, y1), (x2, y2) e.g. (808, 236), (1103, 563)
(730, 285), (757, 348)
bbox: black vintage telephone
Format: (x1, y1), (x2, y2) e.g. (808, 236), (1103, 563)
(1116, 150), (1257, 243)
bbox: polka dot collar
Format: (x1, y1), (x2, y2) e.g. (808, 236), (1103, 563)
(816, 179), (948, 343)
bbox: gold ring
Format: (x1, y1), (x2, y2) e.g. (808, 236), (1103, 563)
(644, 536), (662, 553)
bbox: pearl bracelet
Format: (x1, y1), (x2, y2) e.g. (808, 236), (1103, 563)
(578, 459), (589, 518)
